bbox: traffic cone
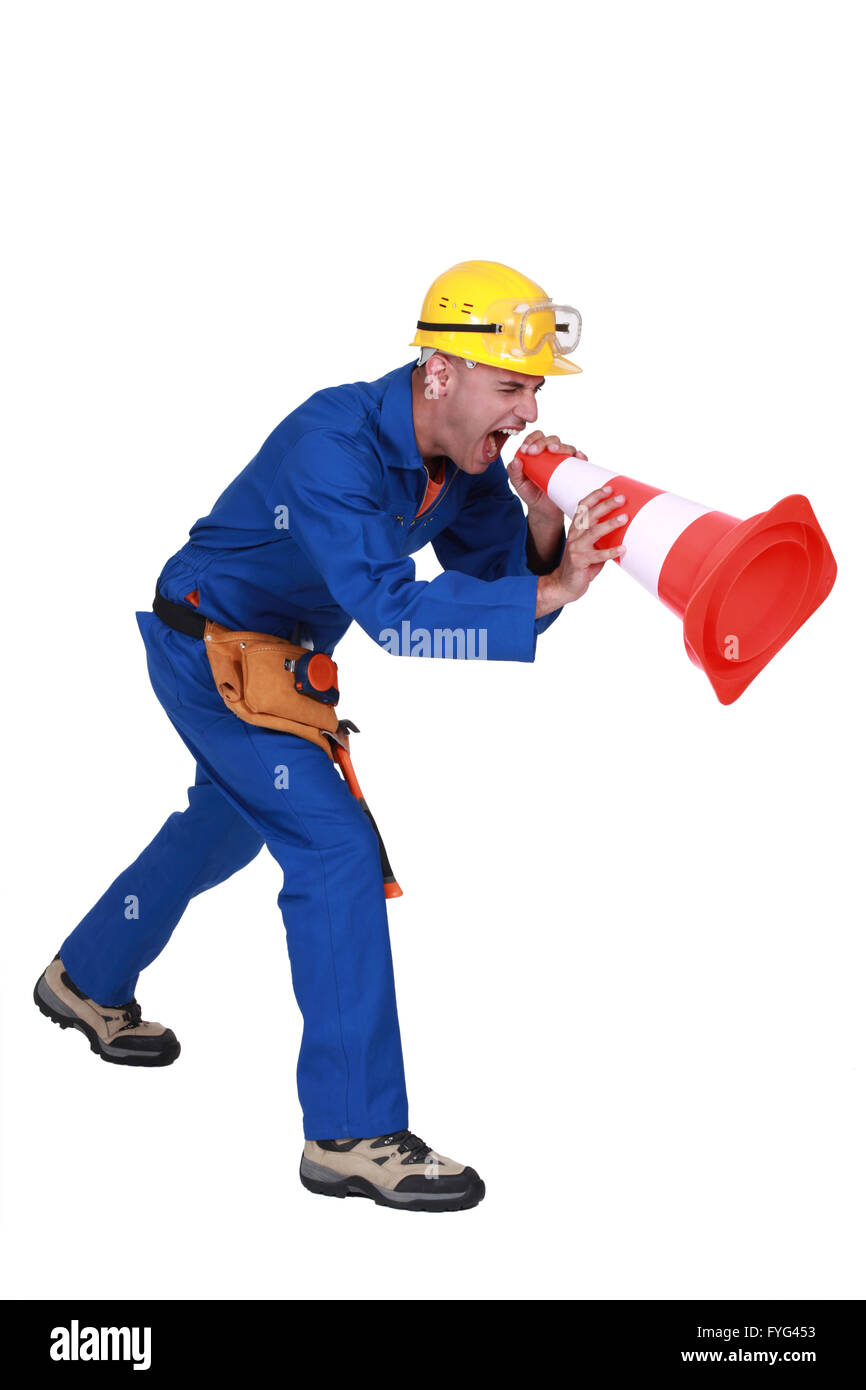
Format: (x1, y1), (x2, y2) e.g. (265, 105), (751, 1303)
(516, 447), (836, 705)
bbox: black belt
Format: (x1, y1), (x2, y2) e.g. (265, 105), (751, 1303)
(153, 588), (207, 639)
(152, 589), (314, 649)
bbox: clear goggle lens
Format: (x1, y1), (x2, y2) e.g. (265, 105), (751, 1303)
(484, 299), (582, 359)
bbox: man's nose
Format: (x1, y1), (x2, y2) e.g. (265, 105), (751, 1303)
(515, 392), (539, 424)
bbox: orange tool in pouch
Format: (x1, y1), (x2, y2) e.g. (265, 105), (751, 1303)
(328, 735), (403, 899)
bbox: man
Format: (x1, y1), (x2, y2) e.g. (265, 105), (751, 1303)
(34, 260), (627, 1213)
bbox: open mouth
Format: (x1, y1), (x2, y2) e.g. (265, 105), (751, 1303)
(483, 427), (521, 460)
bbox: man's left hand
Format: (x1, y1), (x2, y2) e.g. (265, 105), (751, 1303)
(507, 433), (587, 528)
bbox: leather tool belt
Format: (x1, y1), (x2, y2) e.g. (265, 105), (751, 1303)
(202, 620), (347, 759)
(152, 590), (345, 758)
(152, 589), (401, 898)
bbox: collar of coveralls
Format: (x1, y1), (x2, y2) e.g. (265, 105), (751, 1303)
(378, 359), (447, 473)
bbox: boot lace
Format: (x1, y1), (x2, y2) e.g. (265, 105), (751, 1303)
(370, 1129), (432, 1164)
(118, 1000), (142, 1031)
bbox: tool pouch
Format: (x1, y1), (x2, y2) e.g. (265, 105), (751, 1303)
(200, 617), (402, 898)
(202, 619), (340, 759)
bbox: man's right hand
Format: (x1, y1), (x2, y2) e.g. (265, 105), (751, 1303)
(535, 485), (628, 619)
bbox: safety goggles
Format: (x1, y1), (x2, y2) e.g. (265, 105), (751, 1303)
(485, 299), (582, 359)
(417, 299), (582, 361)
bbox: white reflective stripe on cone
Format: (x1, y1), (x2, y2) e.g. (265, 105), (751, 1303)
(619, 492), (712, 596)
(546, 457), (616, 517)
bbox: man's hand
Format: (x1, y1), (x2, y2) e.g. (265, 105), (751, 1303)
(535, 485), (628, 618)
(507, 433), (587, 535)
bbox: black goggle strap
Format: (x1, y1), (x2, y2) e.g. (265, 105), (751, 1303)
(416, 320), (572, 334)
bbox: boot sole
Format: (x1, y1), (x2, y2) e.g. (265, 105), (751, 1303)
(299, 1155), (485, 1213)
(33, 974), (181, 1068)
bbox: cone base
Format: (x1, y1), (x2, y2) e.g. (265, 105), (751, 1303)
(682, 495), (836, 704)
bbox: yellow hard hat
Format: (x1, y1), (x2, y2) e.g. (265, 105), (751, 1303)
(411, 259), (582, 376)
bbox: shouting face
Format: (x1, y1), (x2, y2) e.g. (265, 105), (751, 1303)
(414, 353), (544, 475)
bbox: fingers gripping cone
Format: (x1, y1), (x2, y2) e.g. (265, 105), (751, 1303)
(516, 448), (837, 705)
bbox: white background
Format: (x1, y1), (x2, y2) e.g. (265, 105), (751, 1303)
(2, 0), (863, 1302)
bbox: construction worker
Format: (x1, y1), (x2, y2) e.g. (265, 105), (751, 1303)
(34, 260), (627, 1213)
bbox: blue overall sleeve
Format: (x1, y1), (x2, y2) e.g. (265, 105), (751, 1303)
(432, 457), (566, 637)
(276, 430), (549, 661)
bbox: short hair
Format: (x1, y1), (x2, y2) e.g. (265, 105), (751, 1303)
(416, 346), (476, 370)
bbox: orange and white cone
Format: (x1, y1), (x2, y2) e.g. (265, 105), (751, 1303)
(516, 448), (836, 705)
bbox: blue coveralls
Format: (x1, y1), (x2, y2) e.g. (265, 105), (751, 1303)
(60, 360), (565, 1139)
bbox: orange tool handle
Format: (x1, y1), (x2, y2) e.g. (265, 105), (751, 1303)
(334, 744), (403, 899)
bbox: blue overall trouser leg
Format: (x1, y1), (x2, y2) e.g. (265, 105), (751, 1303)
(60, 611), (409, 1141)
(61, 765), (264, 1006)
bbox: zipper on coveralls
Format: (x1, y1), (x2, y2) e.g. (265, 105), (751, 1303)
(394, 462), (457, 528)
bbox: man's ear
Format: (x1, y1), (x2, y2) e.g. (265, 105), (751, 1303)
(424, 352), (452, 400)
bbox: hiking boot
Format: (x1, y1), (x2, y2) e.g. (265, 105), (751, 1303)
(34, 954), (180, 1068)
(300, 1130), (485, 1212)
